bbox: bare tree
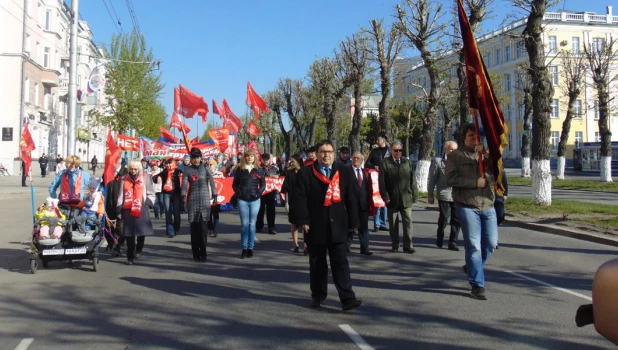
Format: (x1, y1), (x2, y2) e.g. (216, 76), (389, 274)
(340, 34), (370, 154)
(363, 18), (404, 141)
(265, 90), (295, 158)
(396, 0), (447, 192)
(556, 49), (586, 179)
(277, 78), (317, 151)
(511, 0), (560, 205)
(307, 57), (348, 141)
(584, 37), (617, 182)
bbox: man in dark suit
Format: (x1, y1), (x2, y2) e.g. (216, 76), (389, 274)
(105, 156), (127, 255)
(379, 140), (418, 253)
(297, 140), (362, 311)
(348, 151), (373, 255)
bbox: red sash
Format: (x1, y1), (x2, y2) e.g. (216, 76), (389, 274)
(312, 165), (340, 206)
(163, 169), (174, 192)
(122, 173), (144, 218)
(60, 171), (82, 202)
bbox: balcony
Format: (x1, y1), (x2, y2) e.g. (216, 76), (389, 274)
(41, 69), (61, 87)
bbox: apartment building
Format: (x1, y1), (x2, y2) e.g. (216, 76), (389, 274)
(0, 0), (107, 175)
(393, 6), (618, 165)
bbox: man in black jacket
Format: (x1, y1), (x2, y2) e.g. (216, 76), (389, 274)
(348, 151), (373, 255)
(39, 153), (49, 178)
(365, 136), (390, 232)
(297, 140), (362, 311)
(257, 153), (279, 235)
(105, 157), (127, 255)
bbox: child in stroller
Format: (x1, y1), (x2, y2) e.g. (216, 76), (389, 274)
(73, 177), (105, 233)
(34, 197), (66, 240)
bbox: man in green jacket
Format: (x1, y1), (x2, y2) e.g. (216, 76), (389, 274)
(379, 140), (417, 254)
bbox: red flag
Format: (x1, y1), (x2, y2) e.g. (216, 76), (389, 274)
(221, 99), (243, 133)
(159, 126), (179, 144)
(170, 112), (191, 133)
(20, 125), (35, 176)
(208, 128), (230, 153)
(212, 99), (226, 119)
(246, 82), (269, 120)
(174, 87), (181, 114)
(191, 136), (200, 144)
(248, 140), (260, 154)
(178, 85), (209, 122)
(457, 0), (508, 195)
(181, 128), (192, 153)
(104, 127), (120, 185)
(247, 120), (260, 137)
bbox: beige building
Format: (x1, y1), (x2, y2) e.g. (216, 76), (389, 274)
(0, 0), (106, 175)
(394, 6), (618, 166)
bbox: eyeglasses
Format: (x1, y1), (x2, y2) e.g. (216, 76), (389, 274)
(318, 150), (334, 155)
(392, 149), (403, 153)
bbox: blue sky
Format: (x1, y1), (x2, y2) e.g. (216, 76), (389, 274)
(78, 0), (596, 139)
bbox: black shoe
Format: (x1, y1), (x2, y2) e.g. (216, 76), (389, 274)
(342, 298), (362, 311)
(135, 253), (142, 260)
(373, 227), (379, 233)
(403, 248), (416, 254)
(346, 247), (351, 253)
(447, 243), (460, 251)
(379, 226), (389, 232)
(241, 249), (247, 259)
(575, 304), (594, 327)
(470, 286), (487, 300)
(304, 247), (308, 256)
(126, 260), (134, 265)
(391, 248), (399, 253)
(193, 257), (200, 261)
(293, 246), (299, 253)
(360, 251), (373, 256)
(213, 231), (218, 238)
(268, 228), (277, 235)
(436, 237), (443, 248)
(311, 298), (321, 308)
(247, 249), (253, 258)
(462, 264), (468, 275)
(495, 244), (499, 249)
(200, 256), (207, 262)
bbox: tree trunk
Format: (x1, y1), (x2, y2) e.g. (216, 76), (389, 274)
(556, 156), (565, 179)
(379, 73), (392, 139)
(325, 102), (336, 141)
(524, 0), (553, 204)
(521, 157), (531, 177)
(556, 100), (576, 179)
(521, 88), (532, 177)
(598, 86), (613, 182)
(349, 85), (363, 154)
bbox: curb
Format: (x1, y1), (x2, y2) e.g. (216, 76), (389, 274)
(419, 204), (618, 248)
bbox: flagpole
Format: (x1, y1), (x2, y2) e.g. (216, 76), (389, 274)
(471, 109), (485, 176)
(29, 166), (35, 223)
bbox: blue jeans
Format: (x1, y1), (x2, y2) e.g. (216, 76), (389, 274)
(154, 192), (164, 218)
(373, 207), (387, 229)
(161, 192), (181, 236)
(238, 199), (260, 250)
(457, 206), (498, 288)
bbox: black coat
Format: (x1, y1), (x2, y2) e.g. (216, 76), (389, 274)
(350, 167), (371, 212)
(105, 167), (127, 220)
(232, 167), (266, 202)
(39, 156), (48, 169)
(280, 169), (301, 224)
(297, 162), (359, 245)
(153, 168), (182, 194)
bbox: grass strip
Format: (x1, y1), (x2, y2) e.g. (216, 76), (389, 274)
(507, 177), (618, 193)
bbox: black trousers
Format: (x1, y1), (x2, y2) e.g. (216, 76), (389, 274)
(126, 236), (145, 261)
(190, 215), (208, 259)
(348, 211), (369, 252)
(437, 200), (460, 243)
(22, 174), (27, 186)
(208, 204), (220, 230)
(494, 196), (506, 226)
(257, 192), (276, 230)
(40, 166), (47, 177)
(308, 242), (356, 302)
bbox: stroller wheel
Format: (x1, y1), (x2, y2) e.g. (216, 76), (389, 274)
(93, 256), (98, 272)
(41, 259), (49, 268)
(30, 259), (38, 274)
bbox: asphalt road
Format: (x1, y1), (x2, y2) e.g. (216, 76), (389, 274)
(0, 174), (616, 349)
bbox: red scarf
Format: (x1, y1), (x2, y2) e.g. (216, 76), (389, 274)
(163, 169), (174, 192)
(312, 165), (341, 206)
(60, 171), (82, 202)
(122, 173), (144, 218)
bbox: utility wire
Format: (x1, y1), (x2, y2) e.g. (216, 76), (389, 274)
(108, 0), (123, 30)
(102, 0), (122, 34)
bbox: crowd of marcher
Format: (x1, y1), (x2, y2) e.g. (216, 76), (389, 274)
(35, 123), (510, 310)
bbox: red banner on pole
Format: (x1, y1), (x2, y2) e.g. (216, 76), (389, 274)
(117, 134), (140, 152)
(247, 120), (260, 137)
(208, 128), (230, 153)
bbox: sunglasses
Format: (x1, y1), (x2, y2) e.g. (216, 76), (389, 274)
(392, 149), (403, 153)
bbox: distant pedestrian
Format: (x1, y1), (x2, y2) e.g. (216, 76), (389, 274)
(297, 139), (362, 311)
(428, 141), (460, 251)
(104, 156), (126, 255)
(39, 153), (49, 178)
(257, 153), (279, 235)
(207, 158), (224, 237)
(154, 159), (183, 238)
(150, 160), (162, 219)
(303, 146), (317, 167)
(182, 148), (217, 262)
(348, 151), (373, 255)
(232, 149), (265, 259)
(280, 154), (304, 254)
(379, 140), (417, 254)
(445, 123), (498, 301)
(91, 155), (98, 175)
(116, 159), (156, 265)
(365, 136), (390, 232)
(21, 159), (27, 187)
(55, 154), (62, 173)
(337, 146), (352, 167)
(56, 158), (66, 173)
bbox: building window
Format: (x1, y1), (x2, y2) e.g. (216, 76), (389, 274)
(575, 131), (583, 145)
(551, 99), (559, 118)
(594, 100), (600, 120)
(34, 83), (39, 106)
(592, 38), (606, 53)
(550, 66), (558, 86)
(508, 134), (512, 152)
(516, 40), (525, 58)
(506, 104), (512, 121)
(24, 78), (30, 103)
(572, 37), (580, 54)
(495, 48), (501, 65)
(551, 131), (559, 151)
(45, 9), (51, 30)
(595, 132), (601, 142)
(43, 47), (50, 68)
(518, 133), (523, 151)
(505, 73), (511, 92)
(505, 45), (511, 62)
(573, 100), (582, 118)
(548, 36), (557, 54)
(44, 87), (51, 110)
(518, 104), (524, 120)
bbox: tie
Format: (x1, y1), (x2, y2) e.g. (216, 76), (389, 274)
(324, 167), (330, 178)
(356, 168), (362, 186)
(396, 159), (400, 165)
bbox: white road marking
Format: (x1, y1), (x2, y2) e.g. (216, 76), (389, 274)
(339, 324), (374, 350)
(14, 338), (34, 350)
(505, 270), (592, 301)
